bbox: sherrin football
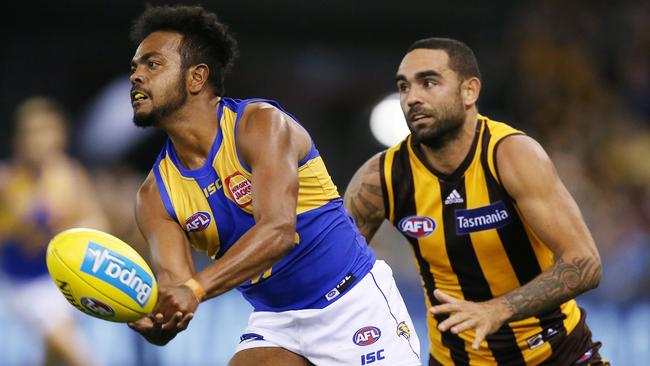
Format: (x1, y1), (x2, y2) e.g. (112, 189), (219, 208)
(46, 228), (158, 322)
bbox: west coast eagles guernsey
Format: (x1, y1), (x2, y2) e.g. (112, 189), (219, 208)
(381, 115), (585, 365)
(152, 98), (375, 312)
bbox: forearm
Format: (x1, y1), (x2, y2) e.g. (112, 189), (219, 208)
(344, 153), (386, 242)
(497, 255), (601, 322)
(194, 222), (295, 299)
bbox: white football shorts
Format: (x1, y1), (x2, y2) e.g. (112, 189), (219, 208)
(235, 260), (421, 365)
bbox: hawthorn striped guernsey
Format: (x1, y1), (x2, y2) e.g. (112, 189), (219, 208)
(380, 115), (591, 365)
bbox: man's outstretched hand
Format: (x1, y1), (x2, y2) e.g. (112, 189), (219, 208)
(128, 285), (198, 346)
(429, 289), (511, 350)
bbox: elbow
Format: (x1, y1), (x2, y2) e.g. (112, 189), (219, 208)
(277, 228), (297, 256)
(579, 253), (601, 292)
(265, 218), (297, 259)
(562, 250), (602, 294)
(587, 256), (602, 290)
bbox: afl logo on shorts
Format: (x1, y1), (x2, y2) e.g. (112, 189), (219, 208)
(398, 216), (436, 238)
(225, 172), (253, 208)
(80, 297), (115, 317)
(185, 212), (211, 233)
(353, 326), (381, 346)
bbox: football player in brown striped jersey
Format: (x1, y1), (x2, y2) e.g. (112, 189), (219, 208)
(345, 37), (608, 366)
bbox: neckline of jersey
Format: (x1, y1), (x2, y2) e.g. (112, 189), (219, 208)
(409, 118), (484, 182)
(165, 101), (226, 179)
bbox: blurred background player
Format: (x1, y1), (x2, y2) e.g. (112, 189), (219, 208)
(0, 97), (107, 366)
(93, 165), (151, 264)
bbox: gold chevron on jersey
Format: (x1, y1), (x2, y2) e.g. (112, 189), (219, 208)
(152, 98), (376, 312)
(153, 98), (341, 259)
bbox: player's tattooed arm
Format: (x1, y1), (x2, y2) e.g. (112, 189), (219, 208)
(431, 135), (602, 350)
(500, 255), (601, 321)
(495, 135), (602, 321)
(344, 152), (385, 242)
(431, 253), (601, 350)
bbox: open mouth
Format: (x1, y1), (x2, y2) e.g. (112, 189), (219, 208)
(411, 114), (431, 122)
(131, 91), (149, 104)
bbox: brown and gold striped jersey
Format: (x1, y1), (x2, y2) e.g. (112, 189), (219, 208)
(380, 115), (582, 365)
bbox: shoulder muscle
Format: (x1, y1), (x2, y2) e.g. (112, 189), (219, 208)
(236, 102), (311, 169)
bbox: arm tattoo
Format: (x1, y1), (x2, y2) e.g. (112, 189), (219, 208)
(502, 256), (601, 321)
(348, 182), (384, 240)
(345, 157), (385, 241)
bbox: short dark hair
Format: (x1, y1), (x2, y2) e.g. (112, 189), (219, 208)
(407, 38), (481, 81)
(130, 5), (239, 96)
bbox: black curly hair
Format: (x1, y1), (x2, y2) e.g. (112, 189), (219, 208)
(130, 5), (239, 96)
(407, 38), (481, 81)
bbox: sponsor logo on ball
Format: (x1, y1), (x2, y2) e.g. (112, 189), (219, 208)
(225, 172), (253, 207)
(398, 216), (436, 238)
(80, 297), (115, 317)
(80, 241), (153, 307)
(185, 212), (211, 233)
(353, 326), (381, 346)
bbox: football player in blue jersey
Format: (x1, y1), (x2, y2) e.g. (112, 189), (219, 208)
(126, 5), (421, 365)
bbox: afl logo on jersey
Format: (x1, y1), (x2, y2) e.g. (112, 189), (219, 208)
(398, 216), (436, 238)
(353, 326), (381, 346)
(225, 172), (253, 208)
(185, 212), (211, 233)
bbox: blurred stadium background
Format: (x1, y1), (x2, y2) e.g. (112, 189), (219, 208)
(1, 0), (649, 364)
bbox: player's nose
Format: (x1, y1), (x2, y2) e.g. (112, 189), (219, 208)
(130, 67), (145, 85)
(405, 87), (424, 108)
(406, 93), (423, 108)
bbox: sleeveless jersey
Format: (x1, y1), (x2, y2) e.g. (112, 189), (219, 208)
(0, 165), (65, 280)
(153, 98), (375, 312)
(380, 115), (582, 365)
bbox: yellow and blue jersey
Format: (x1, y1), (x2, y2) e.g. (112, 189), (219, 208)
(0, 167), (55, 280)
(152, 98), (375, 311)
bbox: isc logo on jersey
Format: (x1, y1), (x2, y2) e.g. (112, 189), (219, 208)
(185, 212), (211, 232)
(398, 216), (436, 238)
(80, 241), (153, 307)
(353, 326), (381, 346)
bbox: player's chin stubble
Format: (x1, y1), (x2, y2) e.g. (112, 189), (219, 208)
(133, 74), (187, 128)
(411, 103), (465, 150)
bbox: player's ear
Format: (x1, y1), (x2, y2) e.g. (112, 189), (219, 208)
(461, 77), (481, 107)
(187, 64), (210, 94)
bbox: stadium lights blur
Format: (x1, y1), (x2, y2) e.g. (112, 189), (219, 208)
(369, 93), (410, 147)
